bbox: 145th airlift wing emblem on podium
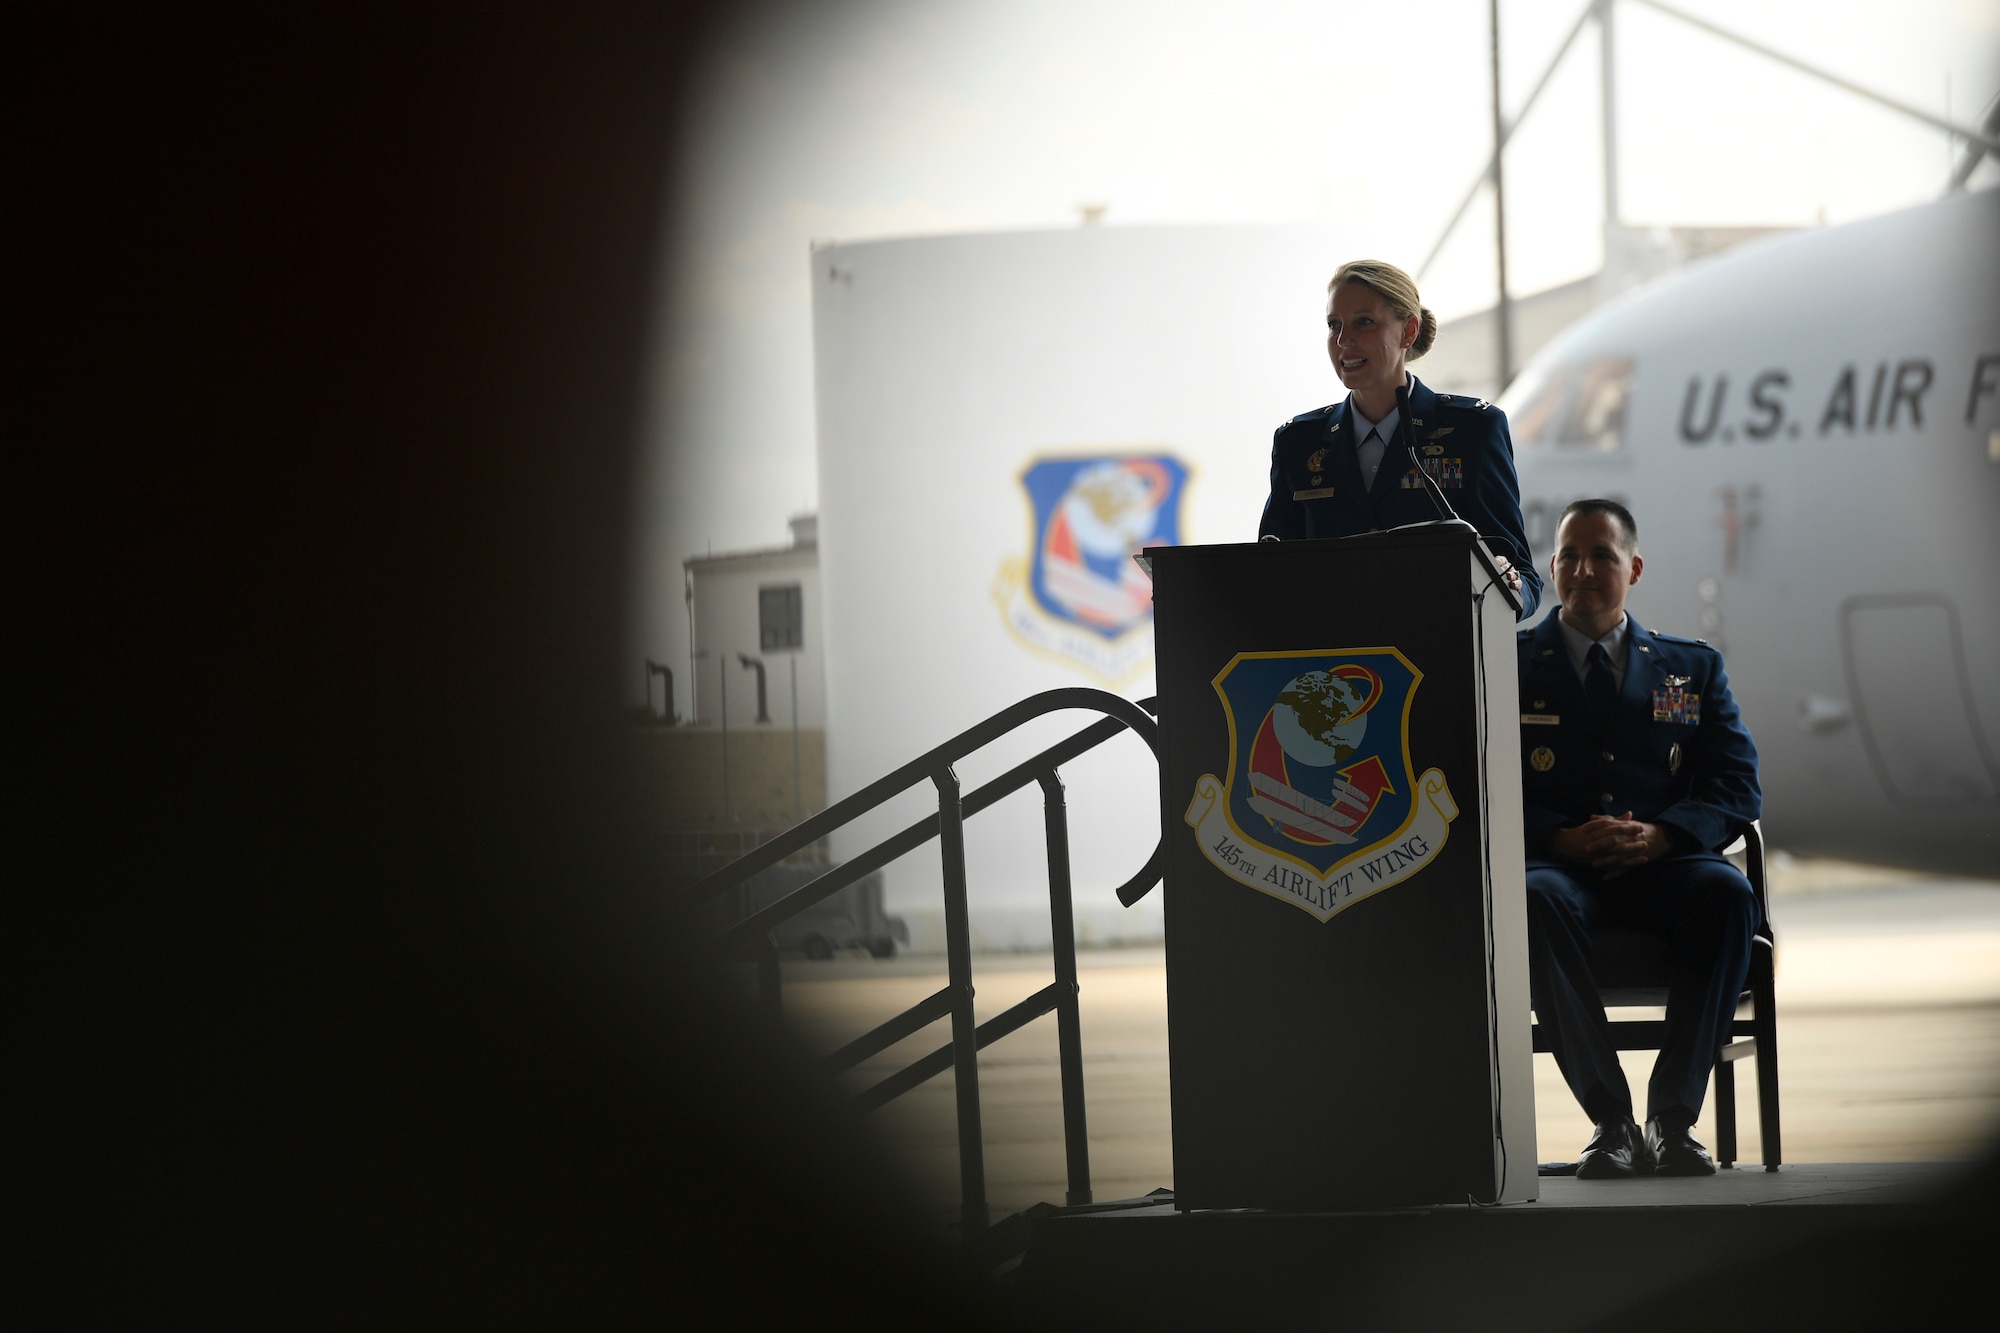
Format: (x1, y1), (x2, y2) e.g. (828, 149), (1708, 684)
(1186, 648), (1458, 922)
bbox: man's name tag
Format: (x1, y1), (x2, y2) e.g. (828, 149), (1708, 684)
(1292, 486), (1337, 500)
(1521, 713), (1560, 726)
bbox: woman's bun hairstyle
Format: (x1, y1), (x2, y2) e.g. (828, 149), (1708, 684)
(1411, 306), (1438, 361)
(1327, 259), (1438, 361)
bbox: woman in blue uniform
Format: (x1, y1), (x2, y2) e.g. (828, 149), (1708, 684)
(1258, 259), (1541, 619)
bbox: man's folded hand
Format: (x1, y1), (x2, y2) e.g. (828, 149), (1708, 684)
(1550, 813), (1672, 876)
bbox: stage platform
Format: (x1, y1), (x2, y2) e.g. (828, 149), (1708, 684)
(1010, 1162), (1988, 1330)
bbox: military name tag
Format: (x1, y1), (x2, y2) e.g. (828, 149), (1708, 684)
(1293, 487), (1337, 500)
(1653, 687), (1701, 724)
(1521, 713), (1560, 726)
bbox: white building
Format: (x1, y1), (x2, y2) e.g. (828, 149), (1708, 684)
(686, 513), (826, 732)
(811, 225), (1358, 951)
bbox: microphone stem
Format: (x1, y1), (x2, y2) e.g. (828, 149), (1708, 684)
(1396, 384), (1462, 526)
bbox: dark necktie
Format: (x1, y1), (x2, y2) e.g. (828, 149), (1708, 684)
(1358, 427), (1385, 489)
(1585, 642), (1618, 719)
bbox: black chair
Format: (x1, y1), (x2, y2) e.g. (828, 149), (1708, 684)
(1530, 820), (1781, 1170)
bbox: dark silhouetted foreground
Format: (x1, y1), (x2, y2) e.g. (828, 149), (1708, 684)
(10, 5), (993, 1325)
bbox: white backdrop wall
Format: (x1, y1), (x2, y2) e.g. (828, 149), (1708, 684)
(811, 225), (1367, 951)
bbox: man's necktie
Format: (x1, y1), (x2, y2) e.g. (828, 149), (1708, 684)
(1586, 642), (1618, 718)
(1358, 427), (1385, 489)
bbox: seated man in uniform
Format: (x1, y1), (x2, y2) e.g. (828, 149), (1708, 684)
(1518, 499), (1761, 1177)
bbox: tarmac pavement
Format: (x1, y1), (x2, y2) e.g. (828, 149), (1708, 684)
(772, 874), (2000, 1229)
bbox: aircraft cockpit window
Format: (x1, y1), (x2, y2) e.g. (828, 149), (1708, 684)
(1555, 359), (1634, 452)
(1507, 363), (1569, 450)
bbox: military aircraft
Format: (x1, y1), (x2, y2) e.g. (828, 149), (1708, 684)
(1500, 186), (2000, 877)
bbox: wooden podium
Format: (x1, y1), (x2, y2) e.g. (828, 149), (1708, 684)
(1147, 523), (1537, 1210)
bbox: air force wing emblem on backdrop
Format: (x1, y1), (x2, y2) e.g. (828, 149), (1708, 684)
(1184, 648), (1458, 922)
(992, 454), (1189, 681)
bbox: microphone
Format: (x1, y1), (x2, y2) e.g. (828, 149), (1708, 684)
(1397, 381), (1521, 612)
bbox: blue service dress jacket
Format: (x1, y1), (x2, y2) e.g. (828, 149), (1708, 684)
(1257, 374), (1542, 620)
(1516, 612), (1762, 862)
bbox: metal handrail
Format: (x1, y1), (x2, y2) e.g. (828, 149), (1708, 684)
(694, 687), (1162, 1242)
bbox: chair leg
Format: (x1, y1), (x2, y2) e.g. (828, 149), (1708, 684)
(1753, 951), (1782, 1170)
(1714, 1058), (1737, 1168)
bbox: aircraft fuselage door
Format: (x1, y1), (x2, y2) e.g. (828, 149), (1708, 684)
(1841, 595), (2000, 806)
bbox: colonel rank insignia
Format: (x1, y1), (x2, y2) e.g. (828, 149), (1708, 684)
(1652, 684), (1701, 724)
(1184, 648), (1458, 923)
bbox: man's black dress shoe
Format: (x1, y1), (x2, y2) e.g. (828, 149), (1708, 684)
(1575, 1114), (1656, 1179)
(1647, 1119), (1717, 1176)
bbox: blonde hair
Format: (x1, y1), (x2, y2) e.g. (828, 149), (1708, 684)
(1328, 259), (1438, 361)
